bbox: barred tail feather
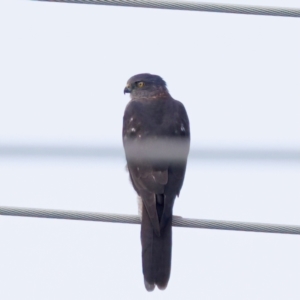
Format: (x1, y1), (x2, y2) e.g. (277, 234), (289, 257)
(141, 203), (172, 291)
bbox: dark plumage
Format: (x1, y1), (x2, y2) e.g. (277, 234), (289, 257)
(122, 73), (190, 291)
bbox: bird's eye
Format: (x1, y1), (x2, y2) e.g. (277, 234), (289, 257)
(137, 81), (144, 88)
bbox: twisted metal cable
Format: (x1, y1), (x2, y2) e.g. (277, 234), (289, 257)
(34, 0), (300, 18)
(1, 205), (300, 235)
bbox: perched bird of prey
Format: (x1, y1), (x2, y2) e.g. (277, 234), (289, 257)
(122, 73), (190, 291)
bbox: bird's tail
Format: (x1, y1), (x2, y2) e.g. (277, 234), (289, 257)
(141, 202), (172, 291)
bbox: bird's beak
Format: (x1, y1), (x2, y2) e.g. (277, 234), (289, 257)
(124, 85), (132, 94)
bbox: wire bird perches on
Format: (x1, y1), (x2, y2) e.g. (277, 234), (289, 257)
(1, 206), (300, 235)
(34, 0), (300, 18)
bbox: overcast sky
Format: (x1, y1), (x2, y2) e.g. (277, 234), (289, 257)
(0, 0), (300, 299)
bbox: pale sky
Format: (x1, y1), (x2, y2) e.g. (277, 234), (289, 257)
(0, 0), (300, 299)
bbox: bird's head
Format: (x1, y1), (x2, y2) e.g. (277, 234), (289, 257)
(124, 73), (169, 99)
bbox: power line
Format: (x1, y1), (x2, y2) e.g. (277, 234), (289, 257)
(1, 205), (300, 235)
(34, 0), (300, 18)
(1, 145), (299, 161)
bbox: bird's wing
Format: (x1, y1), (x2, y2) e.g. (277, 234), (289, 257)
(123, 101), (168, 192)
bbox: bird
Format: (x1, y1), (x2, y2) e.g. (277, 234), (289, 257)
(122, 73), (190, 291)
